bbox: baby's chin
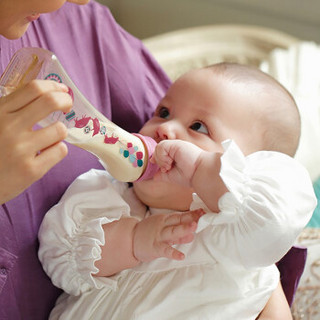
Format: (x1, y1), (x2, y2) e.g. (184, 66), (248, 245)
(133, 178), (193, 211)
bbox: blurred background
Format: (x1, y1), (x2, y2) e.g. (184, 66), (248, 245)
(97, 0), (320, 42)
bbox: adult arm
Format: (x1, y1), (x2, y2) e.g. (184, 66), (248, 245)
(0, 80), (72, 204)
(257, 282), (292, 320)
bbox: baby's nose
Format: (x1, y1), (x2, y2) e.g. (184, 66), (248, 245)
(156, 121), (178, 141)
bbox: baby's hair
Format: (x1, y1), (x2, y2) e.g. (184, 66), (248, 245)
(206, 62), (300, 157)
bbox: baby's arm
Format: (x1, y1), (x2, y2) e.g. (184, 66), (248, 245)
(153, 139), (316, 268)
(152, 139), (227, 212)
(95, 209), (203, 276)
(38, 169), (203, 295)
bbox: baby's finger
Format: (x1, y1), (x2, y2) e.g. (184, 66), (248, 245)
(160, 165), (170, 173)
(159, 243), (185, 261)
(165, 209), (204, 227)
(154, 144), (172, 164)
(152, 155), (172, 172)
(176, 233), (195, 245)
(161, 221), (197, 242)
(150, 155), (156, 164)
(180, 209), (205, 224)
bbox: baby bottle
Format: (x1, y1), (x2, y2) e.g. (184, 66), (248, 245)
(0, 47), (158, 182)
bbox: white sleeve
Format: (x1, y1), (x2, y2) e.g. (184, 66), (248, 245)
(38, 169), (130, 296)
(191, 140), (317, 269)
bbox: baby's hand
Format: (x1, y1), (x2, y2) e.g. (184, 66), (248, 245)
(151, 141), (174, 173)
(151, 140), (203, 187)
(133, 209), (204, 262)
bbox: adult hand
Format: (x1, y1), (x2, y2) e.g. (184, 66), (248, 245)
(0, 80), (73, 204)
(133, 209), (204, 262)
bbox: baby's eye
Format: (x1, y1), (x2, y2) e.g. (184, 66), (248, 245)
(157, 106), (170, 119)
(190, 121), (209, 134)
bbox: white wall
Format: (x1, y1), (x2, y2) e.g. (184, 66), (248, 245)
(97, 0), (320, 42)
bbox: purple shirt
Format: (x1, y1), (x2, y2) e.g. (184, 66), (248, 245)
(0, 2), (170, 319)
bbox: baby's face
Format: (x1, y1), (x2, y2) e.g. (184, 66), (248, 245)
(134, 68), (263, 210)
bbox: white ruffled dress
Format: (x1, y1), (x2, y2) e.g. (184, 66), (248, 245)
(38, 140), (316, 320)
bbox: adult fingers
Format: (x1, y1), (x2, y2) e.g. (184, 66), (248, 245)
(31, 122), (68, 153)
(33, 141), (68, 178)
(17, 90), (73, 128)
(1, 139), (68, 200)
(1, 80), (69, 113)
(23, 91), (72, 126)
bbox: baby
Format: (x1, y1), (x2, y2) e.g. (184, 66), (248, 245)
(39, 63), (316, 319)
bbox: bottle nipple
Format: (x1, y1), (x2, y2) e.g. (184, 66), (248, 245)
(0, 47), (158, 182)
